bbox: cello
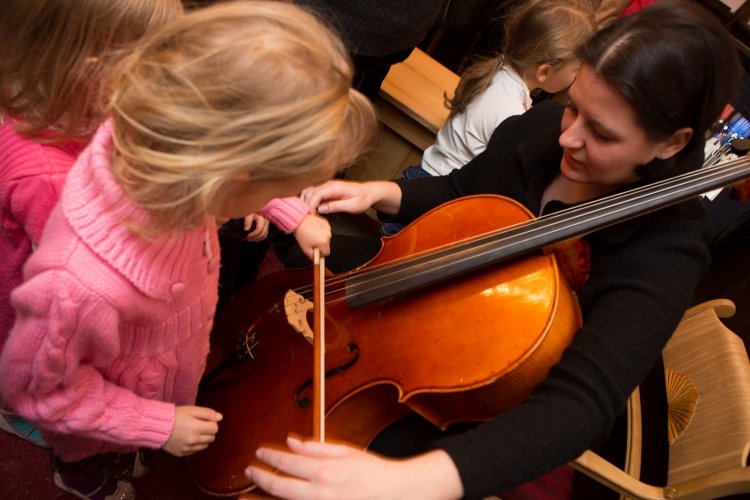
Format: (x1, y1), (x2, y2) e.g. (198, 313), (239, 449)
(187, 155), (750, 496)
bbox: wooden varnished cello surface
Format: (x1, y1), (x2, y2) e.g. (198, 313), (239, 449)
(187, 195), (580, 496)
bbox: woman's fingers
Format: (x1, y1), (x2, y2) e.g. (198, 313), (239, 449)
(246, 464), (318, 500)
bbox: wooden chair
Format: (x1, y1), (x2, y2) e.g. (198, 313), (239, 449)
(571, 299), (750, 499)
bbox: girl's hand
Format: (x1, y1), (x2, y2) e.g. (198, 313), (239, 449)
(162, 405), (223, 457)
(300, 180), (402, 216)
(243, 436), (463, 500)
(293, 214), (331, 260)
(244, 214), (270, 242)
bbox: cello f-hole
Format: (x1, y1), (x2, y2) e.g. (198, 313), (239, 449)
(294, 343), (360, 409)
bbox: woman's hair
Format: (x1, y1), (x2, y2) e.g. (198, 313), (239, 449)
(106, 1), (378, 233)
(446, 0), (596, 118)
(580, 0), (741, 179)
(0, 0), (183, 142)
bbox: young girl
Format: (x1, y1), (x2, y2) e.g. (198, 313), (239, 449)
(418, 0), (596, 178)
(248, 1), (740, 498)
(380, 0), (595, 235)
(0, 0), (183, 448)
(0, 2), (376, 499)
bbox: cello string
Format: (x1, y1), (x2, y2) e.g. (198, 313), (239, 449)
(230, 158), (750, 358)
(282, 157), (750, 308)
(286, 156), (750, 307)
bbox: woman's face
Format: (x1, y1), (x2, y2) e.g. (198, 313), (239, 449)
(558, 64), (664, 189)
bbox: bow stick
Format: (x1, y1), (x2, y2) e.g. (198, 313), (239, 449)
(312, 247), (325, 442)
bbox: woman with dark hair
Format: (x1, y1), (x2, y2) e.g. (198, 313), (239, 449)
(246, 1), (741, 498)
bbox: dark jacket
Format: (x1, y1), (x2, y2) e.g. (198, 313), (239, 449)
(294, 1), (445, 57)
(391, 100), (711, 498)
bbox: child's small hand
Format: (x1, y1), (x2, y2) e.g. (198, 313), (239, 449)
(244, 214), (270, 242)
(293, 214), (331, 260)
(162, 405), (223, 457)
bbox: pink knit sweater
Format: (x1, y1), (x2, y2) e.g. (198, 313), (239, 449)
(259, 197), (309, 234)
(0, 121), (220, 461)
(0, 121), (86, 350)
(0, 117), (306, 353)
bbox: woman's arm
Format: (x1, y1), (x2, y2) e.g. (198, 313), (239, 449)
(437, 203), (711, 497)
(300, 180), (403, 215)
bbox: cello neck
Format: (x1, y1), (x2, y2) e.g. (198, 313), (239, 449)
(345, 156), (750, 308)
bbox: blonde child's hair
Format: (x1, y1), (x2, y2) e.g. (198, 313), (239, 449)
(447, 0), (596, 118)
(106, 1), (378, 233)
(0, 0), (183, 142)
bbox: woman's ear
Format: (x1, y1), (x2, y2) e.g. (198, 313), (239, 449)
(657, 127), (693, 159)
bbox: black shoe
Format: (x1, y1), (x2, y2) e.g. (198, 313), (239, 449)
(53, 454), (136, 500)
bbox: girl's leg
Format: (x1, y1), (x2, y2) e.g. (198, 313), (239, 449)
(53, 452), (136, 500)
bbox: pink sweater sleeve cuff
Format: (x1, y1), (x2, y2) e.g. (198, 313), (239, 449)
(258, 197), (309, 234)
(128, 399), (177, 449)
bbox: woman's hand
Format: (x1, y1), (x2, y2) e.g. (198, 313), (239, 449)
(243, 436), (463, 500)
(300, 180), (402, 216)
(243, 214), (270, 242)
(162, 405), (222, 457)
(293, 214), (332, 259)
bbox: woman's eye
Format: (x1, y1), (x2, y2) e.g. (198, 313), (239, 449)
(563, 103), (578, 122)
(593, 129), (611, 142)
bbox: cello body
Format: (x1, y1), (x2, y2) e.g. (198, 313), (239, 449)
(187, 195), (581, 496)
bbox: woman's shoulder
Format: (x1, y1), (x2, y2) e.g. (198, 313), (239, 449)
(486, 100), (565, 152)
(501, 100), (564, 128)
(590, 197), (710, 263)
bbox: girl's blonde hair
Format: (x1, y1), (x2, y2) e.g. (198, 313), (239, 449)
(0, 0), (183, 142)
(447, 0), (595, 118)
(106, 1), (377, 233)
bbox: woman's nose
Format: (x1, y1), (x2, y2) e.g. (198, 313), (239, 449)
(559, 121), (584, 150)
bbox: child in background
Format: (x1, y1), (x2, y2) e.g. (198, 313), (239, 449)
(0, 2), (376, 499)
(380, 0), (595, 235)
(419, 0), (596, 178)
(0, 0), (183, 448)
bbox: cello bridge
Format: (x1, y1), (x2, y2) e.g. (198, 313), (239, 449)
(284, 290), (314, 344)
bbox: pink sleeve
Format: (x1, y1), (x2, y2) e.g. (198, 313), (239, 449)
(2, 139), (75, 244)
(7, 173), (67, 244)
(0, 129), (83, 244)
(257, 196), (309, 234)
(0, 273), (176, 449)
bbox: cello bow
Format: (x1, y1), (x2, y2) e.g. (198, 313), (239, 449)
(312, 247), (325, 442)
